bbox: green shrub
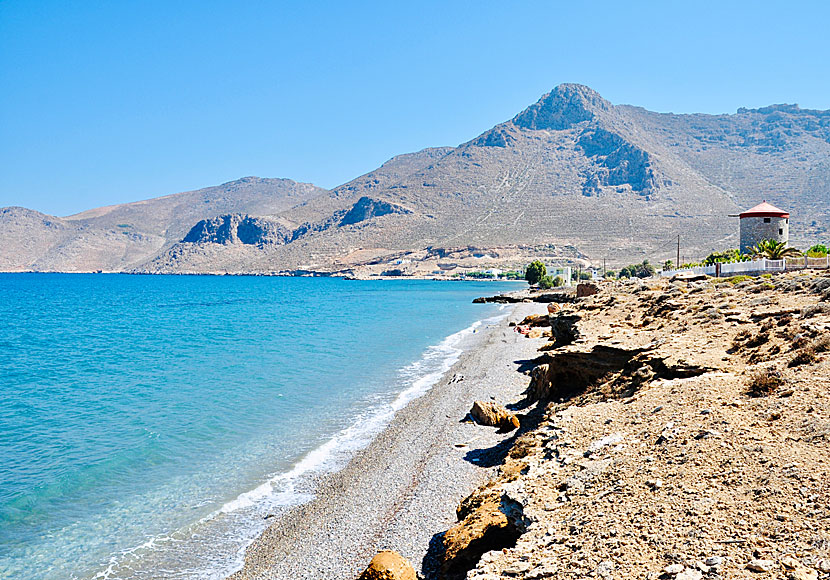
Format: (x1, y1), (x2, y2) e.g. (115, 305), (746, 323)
(714, 275), (752, 286)
(807, 244), (828, 257)
(704, 249), (749, 265)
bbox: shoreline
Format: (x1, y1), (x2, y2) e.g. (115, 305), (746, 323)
(0, 270), (528, 282)
(228, 301), (547, 580)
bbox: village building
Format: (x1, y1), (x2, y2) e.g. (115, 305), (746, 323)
(739, 201), (789, 254)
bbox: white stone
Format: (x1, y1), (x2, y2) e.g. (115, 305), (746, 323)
(747, 558), (776, 573)
(588, 433), (624, 453)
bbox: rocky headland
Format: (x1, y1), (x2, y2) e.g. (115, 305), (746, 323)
(233, 271), (830, 579)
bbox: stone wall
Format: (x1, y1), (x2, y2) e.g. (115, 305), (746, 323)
(740, 216), (789, 253)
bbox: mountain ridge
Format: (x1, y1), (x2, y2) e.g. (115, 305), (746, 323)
(3, 83), (829, 275)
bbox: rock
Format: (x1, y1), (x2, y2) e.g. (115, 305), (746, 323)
(183, 214), (294, 246)
(677, 570), (703, 580)
(596, 560), (615, 578)
(816, 559), (830, 573)
(664, 563), (685, 575)
(357, 551), (416, 580)
(781, 556), (800, 570)
(577, 282), (600, 297)
(519, 313), (551, 327)
(526, 327), (547, 339)
(470, 401), (520, 431)
(586, 433), (624, 455)
(747, 559), (776, 573)
(789, 568), (818, 580)
(442, 488), (526, 578)
(631, 365), (656, 385)
(646, 478), (664, 490)
(704, 556), (723, 567)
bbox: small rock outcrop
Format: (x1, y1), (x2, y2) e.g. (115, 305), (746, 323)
(357, 551), (416, 580)
(338, 197), (412, 227)
(470, 401), (520, 431)
(578, 128), (660, 197)
(576, 282), (600, 297)
(182, 214), (292, 246)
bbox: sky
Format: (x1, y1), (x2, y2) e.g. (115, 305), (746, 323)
(2, 0), (829, 216)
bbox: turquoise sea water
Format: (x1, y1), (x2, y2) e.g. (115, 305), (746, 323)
(0, 274), (516, 580)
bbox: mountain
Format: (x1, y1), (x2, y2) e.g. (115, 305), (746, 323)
(0, 178), (326, 271)
(4, 84), (830, 274)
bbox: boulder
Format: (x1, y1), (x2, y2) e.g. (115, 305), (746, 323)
(357, 551), (416, 580)
(442, 487), (526, 579)
(470, 401), (520, 431)
(519, 313), (550, 327)
(576, 282), (600, 297)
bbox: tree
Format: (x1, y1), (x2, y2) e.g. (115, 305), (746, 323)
(524, 260), (546, 285)
(619, 260), (656, 279)
(749, 239), (802, 260)
(663, 259), (674, 271)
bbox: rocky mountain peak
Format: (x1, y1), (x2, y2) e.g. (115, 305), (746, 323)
(512, 83), (612, 131)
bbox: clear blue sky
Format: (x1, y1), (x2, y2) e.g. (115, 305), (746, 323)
(2, 0), (829, 216)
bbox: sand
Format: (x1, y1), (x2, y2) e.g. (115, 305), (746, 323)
(228, 302), (546, 580)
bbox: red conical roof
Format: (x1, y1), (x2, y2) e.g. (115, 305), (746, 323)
(739, 201), (789, 219)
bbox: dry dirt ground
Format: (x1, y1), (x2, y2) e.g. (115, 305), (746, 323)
(441, 272), (830, 580)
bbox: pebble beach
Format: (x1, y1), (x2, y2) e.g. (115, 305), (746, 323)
(229, 302), (546, 580)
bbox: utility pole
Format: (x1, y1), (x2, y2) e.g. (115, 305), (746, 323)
(676, 235), (681, 268)
(603, 258), (606, 277)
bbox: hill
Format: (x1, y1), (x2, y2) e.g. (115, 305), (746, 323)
(0, 178), (326, 271)
(4, 84), (829, 274)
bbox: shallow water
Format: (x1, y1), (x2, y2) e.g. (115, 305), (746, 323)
(0, 274), (516, 580)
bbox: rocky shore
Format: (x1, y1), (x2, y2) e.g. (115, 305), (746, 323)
(232, 272), (830, 580)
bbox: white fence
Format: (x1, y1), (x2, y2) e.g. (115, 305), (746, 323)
(661, 264), (716, 278)
(661, 256), (830, 278)
(720, 259), (766, 275)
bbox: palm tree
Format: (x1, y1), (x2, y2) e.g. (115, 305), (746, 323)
(749, 239), (802, 259)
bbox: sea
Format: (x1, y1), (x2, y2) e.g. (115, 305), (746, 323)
(0, 274), (517, 580)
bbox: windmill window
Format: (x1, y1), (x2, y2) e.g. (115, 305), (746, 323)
(779, 228), (784, 235)
(764, 217), (771, 223)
